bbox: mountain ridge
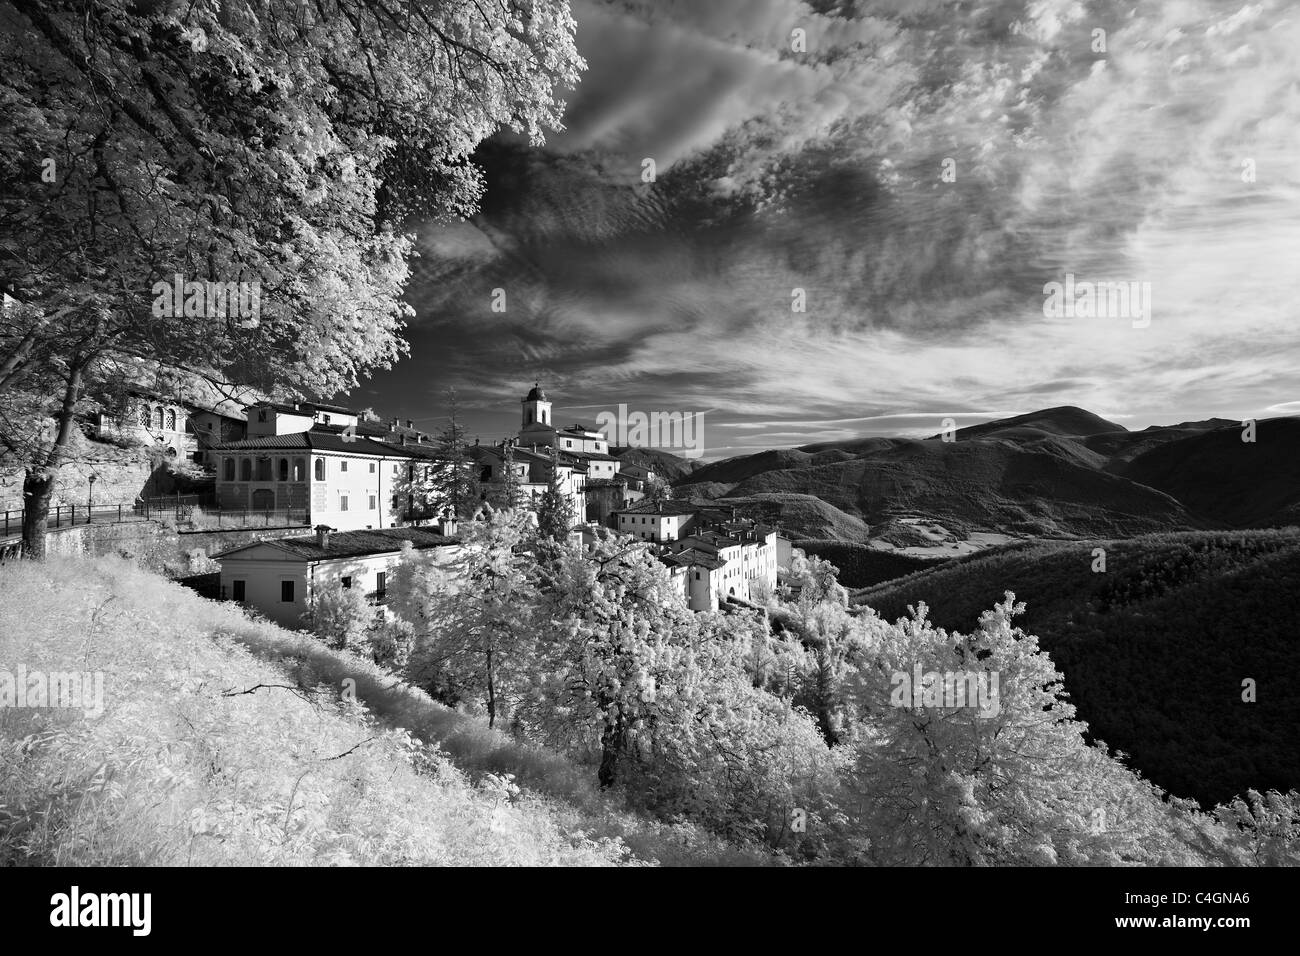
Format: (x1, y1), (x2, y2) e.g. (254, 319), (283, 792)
(670, 406), (1297, 545)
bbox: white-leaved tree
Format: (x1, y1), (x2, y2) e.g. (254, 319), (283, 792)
(397, 509), (539, 728)
(0, 0), (584, 554)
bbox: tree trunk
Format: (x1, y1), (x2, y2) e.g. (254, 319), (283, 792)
(20, 468), (55, 559)
(21, 352), (89, 559)
(485, 647), (496, 729)
(598, 713), (625, 790)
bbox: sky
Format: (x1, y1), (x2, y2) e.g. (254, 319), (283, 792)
(347, 0), (1300, 461)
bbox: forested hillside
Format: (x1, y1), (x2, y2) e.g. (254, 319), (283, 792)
(853, 529), (1300, 806)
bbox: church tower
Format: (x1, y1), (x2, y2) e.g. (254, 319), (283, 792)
(521, 383), (551, 429)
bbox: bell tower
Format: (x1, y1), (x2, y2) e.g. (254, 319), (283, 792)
(521, 383), (551, 429)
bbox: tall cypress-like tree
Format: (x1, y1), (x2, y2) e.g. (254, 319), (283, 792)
(535, 444), (574, 542)
(434, 388), (481, 520)
(488, 439), (524, 512)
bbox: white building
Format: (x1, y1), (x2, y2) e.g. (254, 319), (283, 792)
(211, 431), (449, 531)
(610, 501), (781, 612)
(214, 526), (460, 628)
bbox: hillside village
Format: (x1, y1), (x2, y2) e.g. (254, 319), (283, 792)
(22, 382), (792, 624)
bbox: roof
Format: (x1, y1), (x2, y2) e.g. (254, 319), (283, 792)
(216, 527), (458, 562)
(210, 432), (435, 457)
(559, 447), (617, 461)
(615, 499), (699, 517)
(661, 548), (724, 571)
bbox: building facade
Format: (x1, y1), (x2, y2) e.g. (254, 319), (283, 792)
(214, 526), (460, 628)
(211, 431), (449, 531)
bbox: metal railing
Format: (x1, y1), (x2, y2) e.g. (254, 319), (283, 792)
(1, 497), (306, 539)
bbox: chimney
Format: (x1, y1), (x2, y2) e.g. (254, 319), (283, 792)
(391, 417), (399, 430)
(406, 419), (413, 428)
(314, 524), (332, 549)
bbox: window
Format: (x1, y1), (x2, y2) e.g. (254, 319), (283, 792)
(341, 576), (352, 589)
(322, 414), (331, 425)
(256, 458), (272, 481)
(375, 572), (387, 597)
(340, 494), (349, 512)
(166, 409), (177, 430)
(153, 406), (164, 429)
(240, 458), (252, 481)
(393, 464), (399, 475)
(280, 580), (294, 603)
(293, 458), (305, 481)
(257, 409), (268, 422)
(368, 495), (376, 510)
(138, 405), (150, 427)
(368, 462), (376, 473)
(278, 458), (289, 481)
(223, 458), (235, 481)
(340, 460), (348, 472)
(310, 458), (323, 480)
(232, 580), (246, 601)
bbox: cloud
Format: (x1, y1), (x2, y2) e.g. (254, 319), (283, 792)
(366, 0), (1300, 458)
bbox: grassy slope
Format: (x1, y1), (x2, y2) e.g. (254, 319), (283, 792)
(0, 557), (764, 866)
(852, 529), (1300, 807)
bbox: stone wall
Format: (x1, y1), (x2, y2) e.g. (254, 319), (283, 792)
(1, 430), (206, 512)
(38, 519), (310, 577)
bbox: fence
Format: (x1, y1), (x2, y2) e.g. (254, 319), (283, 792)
(1, 496), (306, 541)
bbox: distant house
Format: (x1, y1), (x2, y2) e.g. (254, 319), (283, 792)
(214, 525), (460, 628)
(613, 499), (700, 542)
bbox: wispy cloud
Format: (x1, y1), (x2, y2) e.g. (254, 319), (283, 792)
(361, 0), (1300, 458)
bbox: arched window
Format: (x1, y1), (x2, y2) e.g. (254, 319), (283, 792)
(278, 458), (289, 481)
(240, 458), (251, 481)
(165, 409), (176, 430)
(256, 457), (272, 481)
(223, 458), (235, 481)
(153, 406), (164, 429)
(293, 458), (305, 481)
(138, 405), (150, 427)
(314, 458), (325, 481)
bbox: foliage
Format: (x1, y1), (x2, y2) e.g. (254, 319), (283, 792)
(794, 539), (937, 589)
(431, 387), (481, 519)
(0, 0), (583, 553)
(854, 529), (1300, 805)
(534, 446), (573, 542)
(398, 510), (539, 727)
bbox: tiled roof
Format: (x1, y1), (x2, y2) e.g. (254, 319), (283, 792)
(661, 548), (724, 570)
(615, 499), (699, 516)
(211, 432), (441, 458)
(562, 448), (618, 461)
(218, 527), (458, 562)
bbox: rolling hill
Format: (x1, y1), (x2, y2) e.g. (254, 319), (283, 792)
(851, 529), (1300, 807)
(673, 406), (1300, 545)
(612, 446), (702, 483)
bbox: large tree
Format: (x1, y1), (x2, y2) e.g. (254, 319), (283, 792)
(0, 0), (583, 555)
